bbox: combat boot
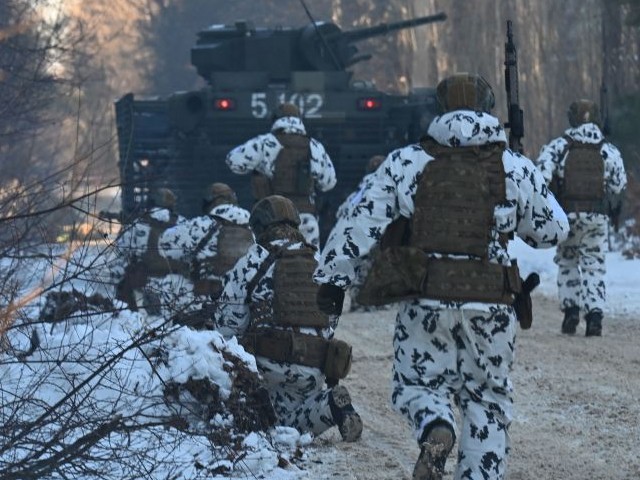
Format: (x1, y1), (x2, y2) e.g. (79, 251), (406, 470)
(413, 422), (455, 480)
(585, 309), (603, 337)
(561, 305), (580, 334)
(329, 385), (363, 442)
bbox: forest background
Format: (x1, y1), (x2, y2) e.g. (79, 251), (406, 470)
(1, 0), (639, 233)
(0, 2), (639, 477)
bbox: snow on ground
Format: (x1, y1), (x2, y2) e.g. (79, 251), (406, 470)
(509, 236), (640, 318)
(2, 236), (639, 479)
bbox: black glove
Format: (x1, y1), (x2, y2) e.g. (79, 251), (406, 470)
(317, 284), (346, 316)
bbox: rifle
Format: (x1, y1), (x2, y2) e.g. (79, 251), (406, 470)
(504, 20), (524, 154)
(600, 17), (611, 136)
(600, 81), (611, 136)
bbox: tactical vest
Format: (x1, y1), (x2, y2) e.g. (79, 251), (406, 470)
(140, 213), (187, 277)
(191, 217), (254, 296)
(555, 136), (606, 213)
(116, 212), (185, 310)
(270, 132), (315, 213)
(248, 246), (329, 328)
(358, 140), (521, 306)
(242, 245), (350, 379)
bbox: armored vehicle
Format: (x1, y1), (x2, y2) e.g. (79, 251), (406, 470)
(114, 12), (446, 242)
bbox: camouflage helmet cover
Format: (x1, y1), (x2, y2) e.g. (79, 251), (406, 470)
(274, 102), (301, 119)
(203, 182), (238, 210)
(366, 155), (385, 173)
(436, 73), (495, 113)
(567, 99), (601, 127)
(150, 188), (177, 209)
(249, 195), (300, 236)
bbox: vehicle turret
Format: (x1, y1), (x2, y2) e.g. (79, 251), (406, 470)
(191, 13), (447, 87)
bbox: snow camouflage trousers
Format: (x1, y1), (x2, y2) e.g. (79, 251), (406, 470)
(391, 303), (516, 480)
(555, 214), (608, 313)
(257, 356), (337, 436)
(299, 212), (320, 249)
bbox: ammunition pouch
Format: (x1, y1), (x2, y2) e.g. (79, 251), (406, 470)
(358, 247), (521, 306)
(422, 258), (521, 304)
(357, 246), (428, 306)
(241, 329), (352, 380)
(324, 338), (352, 381)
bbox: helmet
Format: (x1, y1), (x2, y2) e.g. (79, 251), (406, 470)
(273, 102), (301, 119)
(436, 73), (495, 113)
(249, 195), (300, 237)
(366, 155), (385, 174)
(150, 188), (176, 209)
(567, 100), (600, 127)
(203, 182), (237, 211)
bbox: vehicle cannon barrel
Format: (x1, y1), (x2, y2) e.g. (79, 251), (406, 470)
(334, 12), (448, 44)
(191, 12), (447, 79)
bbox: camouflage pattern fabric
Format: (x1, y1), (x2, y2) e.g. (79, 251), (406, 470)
(555, 214), (608, 313)
(392, 304), (515, 479)
(314, 110), (569, 479)
(113, 207), (193, 318)
(335, 171), (380, 310)
(257, 357), (337, 436)
(160, 203), (253, 324)
(215, 239), (342, 436)
(299, 212), (321, 249)
(226, 115), (337, 248)
(536, 122), (627, 316)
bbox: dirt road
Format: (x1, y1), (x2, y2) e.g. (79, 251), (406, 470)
(299, 294), (640, 479)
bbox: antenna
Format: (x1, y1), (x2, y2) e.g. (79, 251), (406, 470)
(299, 0), (343, 69)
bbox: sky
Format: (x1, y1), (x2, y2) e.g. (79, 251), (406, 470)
(1, 233), (638, 479)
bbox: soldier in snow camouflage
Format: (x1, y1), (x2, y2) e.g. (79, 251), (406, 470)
(536, 99), (627, 336)
(225, 103), (337, 249)
(113, 188), (192, 319)
(335, 154), (386, 312)
(161, 183), (254, 329)
(215, 195), (362, 442)
(315, 74), (569, 480)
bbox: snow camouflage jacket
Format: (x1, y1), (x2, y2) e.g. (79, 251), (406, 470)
(225, 116), (337, 197)
(535, 122), (627, 218)
(314, 110), (570, 311)
(116, 207), (185, 264)
(335, 171), (378, 221)
(160, 204), (252, 278)
(215, 239), (333, 341)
